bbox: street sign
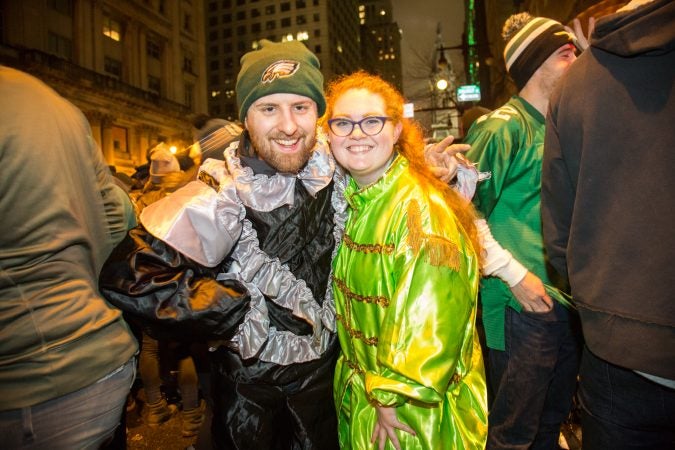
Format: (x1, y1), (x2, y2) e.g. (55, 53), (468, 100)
(457, 84), (481, 102)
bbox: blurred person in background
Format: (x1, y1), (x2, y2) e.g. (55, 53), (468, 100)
(0, 66), (137, 449)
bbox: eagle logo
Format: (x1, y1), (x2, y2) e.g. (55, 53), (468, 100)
(261, 60), (300, 84)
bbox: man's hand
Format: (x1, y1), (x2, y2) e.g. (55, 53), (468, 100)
(566, 17), (596, 51)
(424, 135), (471, 183)
(510, 271), (553, 313)
(371, 405), (416, 450)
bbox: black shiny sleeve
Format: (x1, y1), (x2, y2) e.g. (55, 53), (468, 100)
(99, 226), (250, 341)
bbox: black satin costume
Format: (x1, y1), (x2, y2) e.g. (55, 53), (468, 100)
(100, 132), (343, 449)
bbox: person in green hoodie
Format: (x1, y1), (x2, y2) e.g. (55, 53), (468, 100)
(0, 66), (138, 449)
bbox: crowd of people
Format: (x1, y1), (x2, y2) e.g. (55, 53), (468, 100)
(1, 0), (673, 449)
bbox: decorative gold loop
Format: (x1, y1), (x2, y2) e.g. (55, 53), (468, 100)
(334, 277), (390, 308)
(343, 234), (394, 255)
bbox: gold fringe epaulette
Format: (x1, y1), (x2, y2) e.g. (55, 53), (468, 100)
(406, 200), (460, 271)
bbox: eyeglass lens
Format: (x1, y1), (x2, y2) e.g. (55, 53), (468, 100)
(329, 117), (387, 137)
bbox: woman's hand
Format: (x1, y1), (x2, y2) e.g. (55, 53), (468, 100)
(371, 405), (416, 450)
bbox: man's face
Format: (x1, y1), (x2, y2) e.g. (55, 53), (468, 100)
(535, 43), (577, 97)
(244, 93), (318, 174)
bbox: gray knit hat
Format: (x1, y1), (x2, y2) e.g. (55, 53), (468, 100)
(236, 39), (326, 122)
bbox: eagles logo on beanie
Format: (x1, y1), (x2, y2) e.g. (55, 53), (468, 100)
(236, 39), (326, 122)
(502, 13), (579, 90)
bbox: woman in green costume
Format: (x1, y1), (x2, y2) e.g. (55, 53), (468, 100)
(322, 71), (487, 450)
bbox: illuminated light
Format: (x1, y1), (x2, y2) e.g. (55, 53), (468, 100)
(337, 44), (343, 53)
(211, 90), (221, 97)
(169, 146), (178, 154)
(297, 31), (309, 41)
(436, 79), (448, 91)
(380, 9), (386, 15)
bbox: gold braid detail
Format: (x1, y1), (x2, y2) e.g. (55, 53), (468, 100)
(343, 234), (394, 255)
(406, 200), (461, 271)
(336, 313), (379, 346)
(334, 277), (390, 308)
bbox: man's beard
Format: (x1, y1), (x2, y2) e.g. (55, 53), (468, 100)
(250, 131), (316, 174)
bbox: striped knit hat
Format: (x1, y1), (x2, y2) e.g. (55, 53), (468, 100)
(503, 13), (578, 90)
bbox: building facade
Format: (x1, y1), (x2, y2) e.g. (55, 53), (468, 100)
(0, 0), (208, 174)
(205, 0), (361, 120)
(358, 0), (402, 91)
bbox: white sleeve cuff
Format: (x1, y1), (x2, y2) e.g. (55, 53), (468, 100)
(477, 218), (528, 287)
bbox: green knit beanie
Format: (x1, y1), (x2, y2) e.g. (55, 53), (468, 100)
(236, 39), (326, 122)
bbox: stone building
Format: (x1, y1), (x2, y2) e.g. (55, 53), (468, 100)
(0, 0), (208, 174)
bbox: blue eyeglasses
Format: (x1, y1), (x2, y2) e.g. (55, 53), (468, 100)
(327, 116), (391, 137)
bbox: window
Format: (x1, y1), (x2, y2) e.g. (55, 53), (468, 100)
(223, 42), (232, 52)
(222, 13), (231, 23)
(147, 39), (161, 59)
(183, 13), (192, 32)
(209, 30), (219, 40)
(251, 8), (260, 18)
(313, 13), (320, 22)
(210, 45), (219, 54)
(252, 23), (261, 33)
(49, 0), (73, 15)
(280, 2), (290, 12)
(158, 0), (166, 15)
(223, 28), (232, 38)
(313, 0), (319, 5)
(148, 75), (161, 94)
(209, 17), (218, 26)
(236, 0), (245, 5)
(103, 15), (121, 41)
(296, 0), (306, 8)
(265, 5), (275, 14)
(185, 83), (194, 108)
(237, 41), (246, 51)
(183, 54), (194, 73)
(236, 11), (246, 20)
(224, 57), (234, 69)
(236, 25), (246, 34)
(314, 29), (320, 37)
(314, 44), (321, 54)
(104, 56), (122, 78)
(210, 60), (220, 71)
(265, 20), (275, 30)
(48, 31), (72, 60)
(222, 0), (231, 7)
(281, 17), (291, 27)
(209, 1), (218, 12)
(297, 15), (306, 25)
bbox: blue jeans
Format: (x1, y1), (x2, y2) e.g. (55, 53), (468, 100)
(579, 346), (675, 450)
(0, 357), (135, 449)
(487, 301), (582, 450)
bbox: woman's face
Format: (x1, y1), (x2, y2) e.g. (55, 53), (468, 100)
(328, 88), (402, 187)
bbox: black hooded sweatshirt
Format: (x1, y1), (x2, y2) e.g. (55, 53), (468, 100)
(542, 0), (675, 380)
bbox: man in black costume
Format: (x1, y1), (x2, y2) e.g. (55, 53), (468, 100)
(101, 39), (344, 449)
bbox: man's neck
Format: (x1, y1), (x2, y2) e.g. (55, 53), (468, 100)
(518, 83), (549, 116)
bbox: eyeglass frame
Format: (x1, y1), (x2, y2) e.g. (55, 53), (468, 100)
(326, 116), (392, 137)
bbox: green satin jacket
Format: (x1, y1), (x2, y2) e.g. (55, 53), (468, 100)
(332, 155), (487, 450)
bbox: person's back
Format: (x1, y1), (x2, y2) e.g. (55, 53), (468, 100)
(542, 1), (675, 447)
(0, 66), (137, 448)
